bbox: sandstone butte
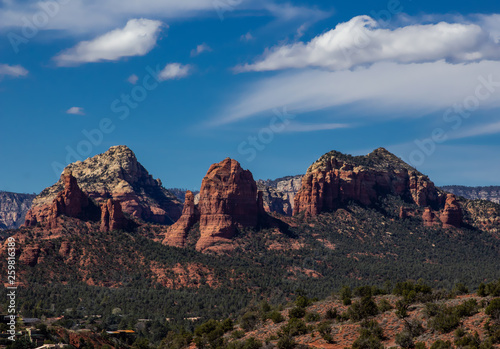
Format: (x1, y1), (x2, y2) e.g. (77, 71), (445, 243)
(293, 148), (463, 228)
(163, 158), (265, 251)
(25, 145), (182, 226)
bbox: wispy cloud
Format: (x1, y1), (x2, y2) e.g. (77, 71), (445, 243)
(451, 120), (500, 140)
(240, 32), (254, 42)
(0, 63), (28, 78)
(127, 74), (139, 84)
(0, 0), (329, 35)
(236, 15), (500, 72)
(66, 107), (85, 115)
(159, 63), (191, 81)
(54, 19), (163, 66)
(283, 122), (351, 133)
(214, 60), (500, 125)
(190, 43), (212, 57)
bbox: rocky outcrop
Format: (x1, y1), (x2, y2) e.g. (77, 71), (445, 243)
(29, 145), (182, 225)
(25, 171), (100, 229)
(257, 175), (303, 216)
(196, 158), (264, 251)
(100, 199), (128, 232)
(19, 245), (40, 267)
(422, 207), (440, 227)
(162, 158), (264, 251)
(399, 207), (410, 219)
(440, 194), (463, 228)
(293, 148), (440, 217)
(167, 188), (200, 203)
(0, 191), (35, 230)
(440, 185), (500, 204)
(163, 191), (199, 247)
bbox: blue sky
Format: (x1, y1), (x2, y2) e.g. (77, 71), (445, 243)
(1, 0), (500, 194)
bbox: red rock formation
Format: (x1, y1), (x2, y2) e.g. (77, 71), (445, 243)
(27, 146), (182, 226)
(163, 191), (199, 247)
(100, 199), (128, 232)
(19, 245), (40, 267)
(399, 207), (410, 219)
(440, 194), (463, 228)
(24, 171), (99, 228)
(293, 149), (440, 217)
(422, 207), (440, 227)
(408, 172), (438, 207)
(195, 158), (263, 251)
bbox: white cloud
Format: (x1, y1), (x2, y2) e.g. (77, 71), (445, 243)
(127, 74), (139, 84)
(240, 32), (254, 41)
(190, 43), (212, 57)
(213, 60), (500, 125)
(159, 63), (191, 81)
(0, 64), (28, 78)
(237, 15), (500, 72)
(54, 19), (163, 66)
(0, 0), (328, 35)
(450, 120), (500, 140)
(66, 107), (85, 115)
(283, 122), (350, 133)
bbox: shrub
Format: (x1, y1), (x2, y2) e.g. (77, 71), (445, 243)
(393, 280), (432, 300)
(378, 299), (393, 313)
(429, 311), (461, 333)
(241, 312), (259, 331)
(352, 335), (384, 349)
(430, 340), (452, 349)
(260, 301), (272, 313)
(269, 310), (285, 324)
(317, 322), (334, 343)
(454, 331), (481, 349)
(424, 303), (442, 318)
(222, 318), (234, 332)
(289, 307), (306, 319)
(348, 295), (379, 321)
(396, 331), (415, 349)
(485, 298), (500, 322)
(453, 283), (469, 295)
(277, 336), (296, 349)
(453, 299), (479, 318)
(325, 308), (338, 320)
(415, 342), (427, 349)
(242, 337), (263, 349)
(341, 286), (353, 305)
(295, 295), (311, 308)
(405, 319), (425, 337)
(305, 312), (320, 322)
(281, 318), (308, 337)
(231, 330), (245, 339)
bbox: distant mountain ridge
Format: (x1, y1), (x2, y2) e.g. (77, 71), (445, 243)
(441, 185), (500, 204)
(257, 175), (304, 216)
(0, 191), (36, 230)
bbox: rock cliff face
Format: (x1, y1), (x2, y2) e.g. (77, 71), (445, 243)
(25, 171), (101, 229)
(0, 192), (35, 230)
(100, 199), (128, 232)
(29, 145), (182, 225)
(440, 194), (463, 228)
(162, 158), (265, 251)
(293, 148), (440, 217)
(257, 175), (303, 216)
(422, 207), (440, 227)
(163, 191), (199, 247)
(196, 158), (264, 251)
(440, 185), (500, 204)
